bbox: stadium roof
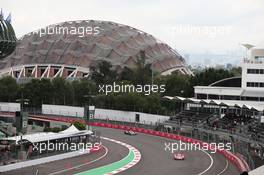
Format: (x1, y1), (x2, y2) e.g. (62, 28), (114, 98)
(0, 20), (192, 77)
(163, 96), (264, 111)
(0, 10), (17, 59)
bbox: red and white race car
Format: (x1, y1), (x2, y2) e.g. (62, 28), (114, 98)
(124, 130), (137, 135)
(173, 153), (185, 160)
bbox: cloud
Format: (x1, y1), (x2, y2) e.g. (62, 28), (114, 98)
(1, 0), (263, 57)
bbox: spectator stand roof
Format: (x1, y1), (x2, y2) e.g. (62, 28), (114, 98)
(163, 96), (264, 112)
(0, 125), (92, 144)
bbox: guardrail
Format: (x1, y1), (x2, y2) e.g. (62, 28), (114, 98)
(30, 115), (250, 173)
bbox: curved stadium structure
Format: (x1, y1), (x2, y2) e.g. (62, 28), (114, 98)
(0, 11), (17, 59)
(0, 20), (192, 79)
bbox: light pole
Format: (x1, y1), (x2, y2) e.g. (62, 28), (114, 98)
(15, 91), (29, 135)
(151, 60), (158, 86)
(15, 90), (29, 160)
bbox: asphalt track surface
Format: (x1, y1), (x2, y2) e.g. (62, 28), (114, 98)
(96, 127), (240, 175)
(1, 127), (240, 175)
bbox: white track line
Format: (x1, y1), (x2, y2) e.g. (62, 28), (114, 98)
(198, 150), (214, 175)
(115, 131), (215, 175)
(48, 145), (108, 175)
(216, 159), (229, 175)
(49, 137), (141, 175)
(101, 137), (141, 175)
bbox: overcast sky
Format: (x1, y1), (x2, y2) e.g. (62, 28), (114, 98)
(1, 0), (264, 58)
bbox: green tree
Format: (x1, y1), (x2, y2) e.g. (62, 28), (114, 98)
(73, 121), (86, 130)
(0, 76), (19, 102)
(118, 51), (153, 85)
(72, 79), (97, 106)
(163, 73), (192, 97)
(39, 79), (54, 104)
(90, 60), (117, 84)
(191, 68), (234, 86)
(52, 77), (71, 105)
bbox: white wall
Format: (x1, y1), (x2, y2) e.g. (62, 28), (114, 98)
(41, 104), (169, 125)
(42, 104), (84, 117)
(95, 108), (169, 125)
(0, 103), (169, 125)
(194, 86), (242, 97)
(242, 48), (264, 90)
(241, 61), (264, 90)
(0, 102), (20, 112)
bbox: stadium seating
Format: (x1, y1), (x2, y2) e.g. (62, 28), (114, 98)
(211, 113), (252, 131)
(248, 120), (264, 141)
(169, 110), (213, 126)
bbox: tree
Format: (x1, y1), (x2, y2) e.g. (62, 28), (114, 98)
(134, 50), (152, 85)
(72, 79), (97, 106)
(52, 77), (71, 105)
(0, 76), (19, 102)
(118, 67), (134, 82)
(73, 121), (86, 130)
(162, 73), (192, 97)
(23, 79), (42, 107)
(118, 50), (152, 85)
(39, 79), (54, 104)
(191, 68), (234, 86)
(90, 60), (117, 84)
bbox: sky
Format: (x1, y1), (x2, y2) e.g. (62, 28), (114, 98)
(1, 0), (264, 65)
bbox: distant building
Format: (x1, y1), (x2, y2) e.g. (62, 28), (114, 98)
(192, 46), (264, 112)
(226, 63), (233, 70)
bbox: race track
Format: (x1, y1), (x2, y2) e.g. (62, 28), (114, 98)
(1, 126), (240, 175)
(95, 127), (240, 175)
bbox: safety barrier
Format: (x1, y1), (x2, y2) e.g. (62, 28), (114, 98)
(0, 144), (103, 173)
(30, 115), (250, 173)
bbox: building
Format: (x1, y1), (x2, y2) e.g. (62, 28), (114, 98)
(164, 46), (264, 114)
(0, 20), (192, 80)
(195, 46), (264, 102)
(0, 10), (17, 59)
(191, 46), (264, 114)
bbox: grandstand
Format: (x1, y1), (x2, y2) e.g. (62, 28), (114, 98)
(248, 121), (264, 141)
(169, 110), (213, 126)
(210, 113), (252, 131)
(163, 47), (264, 172)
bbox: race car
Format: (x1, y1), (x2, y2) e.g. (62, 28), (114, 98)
(124, 129), (137, 135)
(173, 153), (185, 160)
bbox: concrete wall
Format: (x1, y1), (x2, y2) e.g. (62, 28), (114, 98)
(0, 102), (20, 112)
(41, 104), (169, 125)
(42, 104), (84, 117)
(94, 108), (169, 125)
(0, 102), (169, 125)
